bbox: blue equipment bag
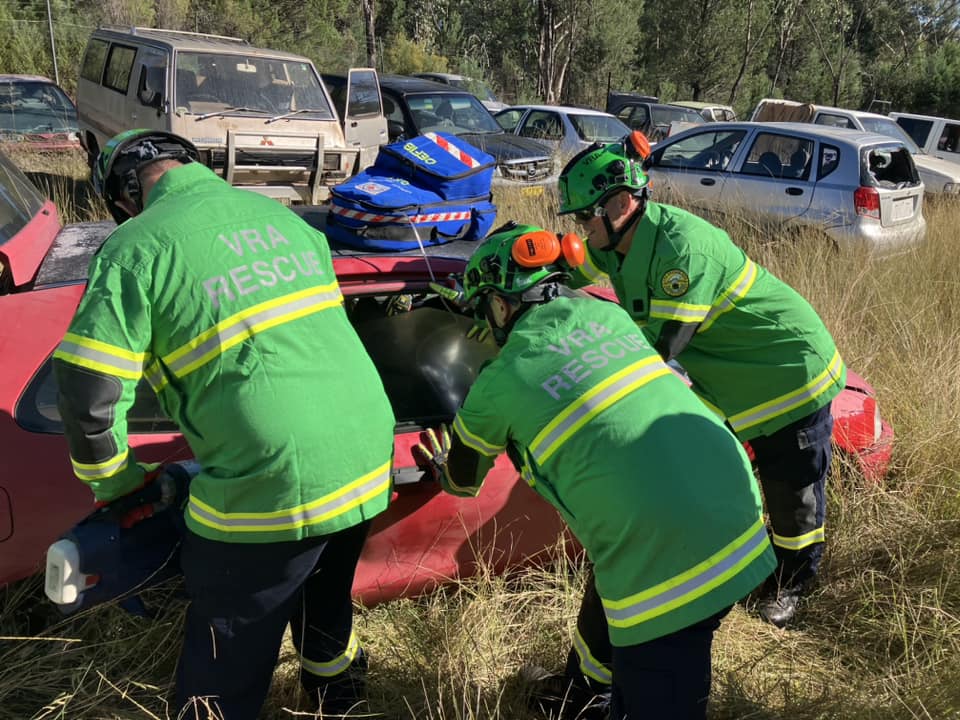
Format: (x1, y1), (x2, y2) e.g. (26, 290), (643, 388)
(326, 132), (497, 251)
(374, 132), (495, 200)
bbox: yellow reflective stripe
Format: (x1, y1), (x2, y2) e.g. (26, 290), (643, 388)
(573, 628), (612, 685)
(530, 356), (672, 465)
(520, 463), (536, 488)
(728, 350), (844, 433)
(71, 449), (129, 482)
(699, 258), (758, 333)
(452, 414), (505, 457)
(772, 526), (825, 551)
(649, 299), (711, 323)
(578, 251), (608, 284)
(696, 394), (725, 419)
(54, 333), (145, 379)
(164, 283), (343, 378)
(143, 360), (168, 393)
(187, 460), (391, 533)
(300, 630), (360, 678)
(602, 516), (769, 629)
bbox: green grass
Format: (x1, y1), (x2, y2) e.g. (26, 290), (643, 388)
(1, 166), (959, 719)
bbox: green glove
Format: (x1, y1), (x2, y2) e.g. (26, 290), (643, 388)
(429, 275), (467, 306)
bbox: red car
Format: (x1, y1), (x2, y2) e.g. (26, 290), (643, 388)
(0, 150), (893, 608)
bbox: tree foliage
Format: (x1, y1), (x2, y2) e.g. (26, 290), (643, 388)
(11, 0), (960, 117)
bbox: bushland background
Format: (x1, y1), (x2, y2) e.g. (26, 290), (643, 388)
(6, 0), (960, 117)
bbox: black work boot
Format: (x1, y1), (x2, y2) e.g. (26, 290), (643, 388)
(523, 666), (610, 720)
(757, 577), (805, 628)
(303, 649), (369, 718)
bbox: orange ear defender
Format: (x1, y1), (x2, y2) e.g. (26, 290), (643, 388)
(627, 130), (651, 160)
(511, 230), (586, 269)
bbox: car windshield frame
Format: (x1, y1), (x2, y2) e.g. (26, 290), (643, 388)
(174, 52), (335, 120)
(0, 150), (47, 248)
(570, 113), (630, 143)
(0, 79), (78, 135)
(405, 91), (503, 135)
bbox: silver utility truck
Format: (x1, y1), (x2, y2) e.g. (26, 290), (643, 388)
(77, 27), (387, 205)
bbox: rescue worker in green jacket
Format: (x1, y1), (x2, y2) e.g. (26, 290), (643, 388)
(544, 139), (846, 708)
(416, 222), (776, 720)
(53, 129), (395, 720)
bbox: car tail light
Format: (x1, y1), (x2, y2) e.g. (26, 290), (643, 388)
(854, 186), (880, 219)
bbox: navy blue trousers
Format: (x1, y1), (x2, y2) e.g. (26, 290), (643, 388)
(749, 403), (834, 587)
(610, 608), (729, 720)
(175, 520), (371, 720)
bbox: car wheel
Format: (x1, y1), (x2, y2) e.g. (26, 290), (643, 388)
(84, 136), (100, 175)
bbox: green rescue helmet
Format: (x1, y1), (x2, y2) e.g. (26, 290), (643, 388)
(557, 141), (649, 216)
(94, 129), (199, 224)
(462, 222), (585, 304)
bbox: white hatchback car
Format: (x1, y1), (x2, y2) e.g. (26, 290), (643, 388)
(495, 104), (630, 165)
(643, 121), (926, 252)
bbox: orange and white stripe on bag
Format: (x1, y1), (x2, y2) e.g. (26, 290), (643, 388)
(424, 132), (482, 168)
(331, 204), (471, 225)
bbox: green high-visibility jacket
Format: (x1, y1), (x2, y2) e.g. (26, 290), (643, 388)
(571, 202), (846, 440)
(53, 163), (395, 543)
(450, 296), (775, 646)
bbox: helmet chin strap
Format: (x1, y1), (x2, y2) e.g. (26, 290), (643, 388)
(597, 193), (648, 253)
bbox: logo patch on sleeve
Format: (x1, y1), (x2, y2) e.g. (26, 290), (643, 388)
(661, 269), (690, 297)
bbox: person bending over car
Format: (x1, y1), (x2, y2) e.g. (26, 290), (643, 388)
(544, 139), (846, 710)
(53, 129), (395, 720)
(416, 222), (775, 720)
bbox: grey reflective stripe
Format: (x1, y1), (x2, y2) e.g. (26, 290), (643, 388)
(649, 300), (709, 321)
(728, 356), (841, 432)
(700, 259), (756, 331)
(301, 631), (360, 678)
(72, 451), (129, 480)
(57, 338), (142, 375)
(143, 361), (166, 391)
(166, 286), (342, 377)
(530, 359), (665, 465)
(187, 466), (388, 530)
(573, 629), (612, 684)
(603, 522), (768, 626)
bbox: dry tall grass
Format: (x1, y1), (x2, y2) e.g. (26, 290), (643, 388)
(1, 175), (958, 719)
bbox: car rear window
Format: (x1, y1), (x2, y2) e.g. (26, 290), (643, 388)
(895, 117), (934, 148)
(861, 145), (918, 188)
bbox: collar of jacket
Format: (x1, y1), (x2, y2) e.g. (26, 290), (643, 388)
(144, 161), (224, 209)
(619, 199), (661, 274)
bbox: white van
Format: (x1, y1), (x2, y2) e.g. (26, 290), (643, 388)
(77, 27), (387, 204)
(752, 99), (960, 195)
(889, 112), (960, 167)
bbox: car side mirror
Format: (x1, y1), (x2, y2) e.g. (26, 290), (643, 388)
(387, 120), (406, 142)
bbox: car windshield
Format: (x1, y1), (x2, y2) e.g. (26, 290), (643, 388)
(859, 116), (922, 154)
(0, 150), (46, 248)
(652, 106), (705, 125)
(571, 113), (630, 143)
(0, 80), (77, 134)
(406, 93), (503, 134)
(175, 52), (334, 119)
